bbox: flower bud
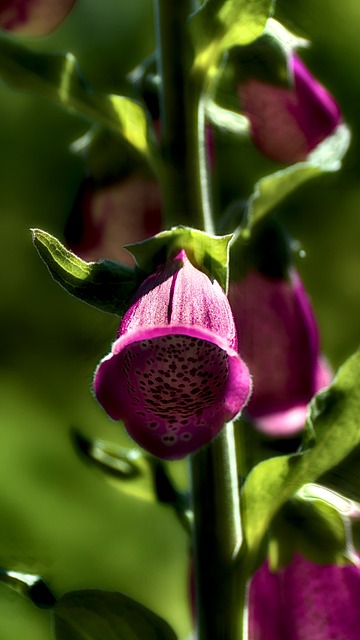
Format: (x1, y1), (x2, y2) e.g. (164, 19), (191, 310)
(229, 268), (331, 436)
(0, 0), (76, 36)
(94, 250), (252, 459)
(249, 553), (360, 639)
(65, 173), (162, 267)
(238, 53), (342, 164)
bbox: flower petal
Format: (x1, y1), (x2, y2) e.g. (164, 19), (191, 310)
(119, 250), (238, 349)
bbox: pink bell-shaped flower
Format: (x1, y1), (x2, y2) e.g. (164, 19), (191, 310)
(94, 250), (252, 459)
(229, 268), (331, 436)
(238, 53), (342, 164)
(248, 553), (360, 639)
(0, 0), (76, 35)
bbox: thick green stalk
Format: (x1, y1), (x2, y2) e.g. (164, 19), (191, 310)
(190, 423), (244, 640)
(154, 0), (214, 232)
(154, 1), (243, 638)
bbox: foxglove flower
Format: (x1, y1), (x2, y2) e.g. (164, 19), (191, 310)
(238, 53), (342, 164)
(0, 0), (76, 35)
(65, 173), (162, 267)
(228, 268), (331, 436)
(248, 553), (360, 639)
(94, 250), (252, 459)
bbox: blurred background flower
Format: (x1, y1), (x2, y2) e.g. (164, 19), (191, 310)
(238, 52), (342, 164)
(248, 553), (360, 640)
(0, 0), (76, 35)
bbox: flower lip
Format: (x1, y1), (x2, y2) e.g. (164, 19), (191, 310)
(94, 324), (252, 460)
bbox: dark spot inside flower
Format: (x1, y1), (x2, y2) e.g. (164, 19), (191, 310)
(162, 435), (177, 445)
(122, 335), (230, 439)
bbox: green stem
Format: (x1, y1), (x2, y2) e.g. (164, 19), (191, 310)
(154, 0), (214, 232)
(190, 423), (244, 640)
(154, 2), (242, 638)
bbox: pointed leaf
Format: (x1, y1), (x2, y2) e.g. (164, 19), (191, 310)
(71, 430), (157, 503)
(32, 229), (139, 315)
(54, 590), (178, 640)
(241, 348), (360, 557)
(126, 226), (232, 291)
(189, 0), (273, 78)
(245, 123), (351, 232)
(0, 35), (152, 160)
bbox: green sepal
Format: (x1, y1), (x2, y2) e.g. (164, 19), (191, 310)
(205, 98), (249, 136)
(0, 569), (56, 609)
(32, 229), (139, 316)
(0, 35), (153, 162)
(72, 430), (191, 529)
(228, 17), (309, 87)
(228, 33), (289, 88)
(204, 21), (298, 137)
(269, 495), (351, 570)
(229, 217), (293, 282)
(237, 123), (351, 236)
(126, 226), (232, 291)
(71, 430), (159, 503)
(188, 0), (274, 80)
(210, 33), (287, 135)
(53, 590), (178, 640)
(241, 347), (360, 559)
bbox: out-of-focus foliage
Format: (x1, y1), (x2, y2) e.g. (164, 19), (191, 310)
(0, 0), (360, 639)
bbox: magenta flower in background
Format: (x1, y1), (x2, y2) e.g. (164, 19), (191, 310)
(228, 268), (331, 436)
(94, 250), (252, 459)
(0, 0), (76, 35)
(65, 173), (162, 267)
(238, 53), (342, 164)
(248, 553), (360, 639)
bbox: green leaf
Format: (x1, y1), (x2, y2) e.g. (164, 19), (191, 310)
(32, 229), (139, 315)
(244, 123), (351, 232)
(54, 590), (178, 640)
(71, 430), (157, 503)
(126, 226), (232, 291)
(189, 0), (274, 79)
(241, 348), (360, 557)
(0, 35), (152, 160)
(269, 495), (350, 570)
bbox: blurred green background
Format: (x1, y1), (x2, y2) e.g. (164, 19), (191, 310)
(0, 0), (359, 638)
